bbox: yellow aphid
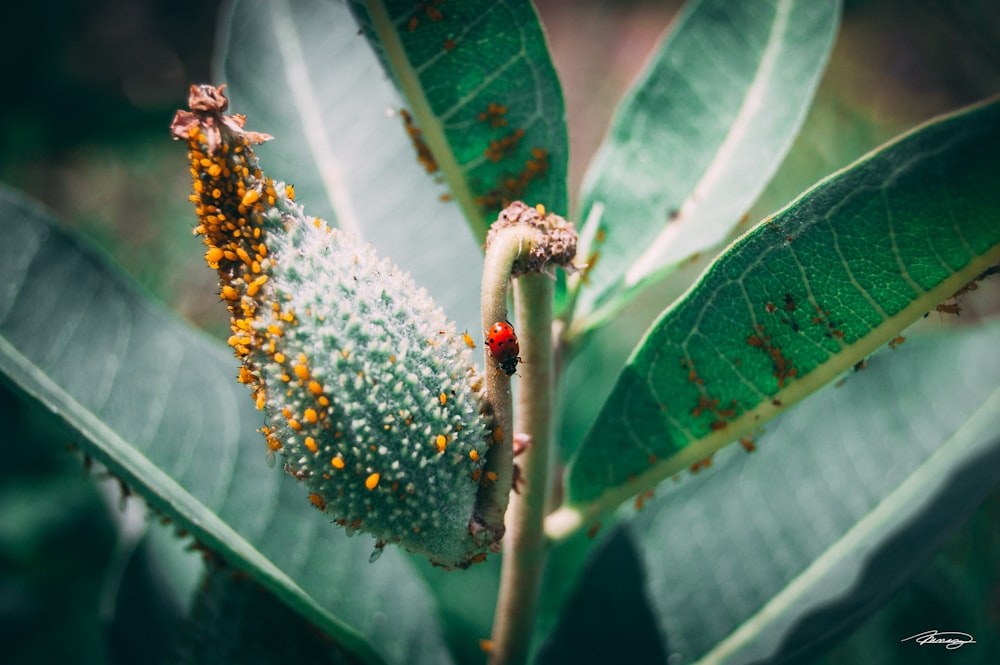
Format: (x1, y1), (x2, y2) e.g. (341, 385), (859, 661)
(331, 456), (345, 469)
(436, 434), (447, 452)
(205, 246), (225, 264)
(365, 472), (380, 490)
(241, 189), (260, 206)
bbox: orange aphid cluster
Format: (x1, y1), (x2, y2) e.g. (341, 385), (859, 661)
(400, 109), (438, 174)
(477, 102), (508, 129)
(172, 85), (496, 567)
(484, 128), (526, 163)
(474, 147), (550, 212)
(746, 326), (798, 388)
(172, 85), (309, 453)
(172, 86), (351, 484)
(406, 0), (446, 30)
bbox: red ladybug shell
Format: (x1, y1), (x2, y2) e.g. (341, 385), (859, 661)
(486, 321), (521, 376)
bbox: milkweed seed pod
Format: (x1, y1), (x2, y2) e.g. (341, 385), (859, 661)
(171, 85), (493, 567)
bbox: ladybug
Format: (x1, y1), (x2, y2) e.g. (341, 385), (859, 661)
(485, 321), (521, 376)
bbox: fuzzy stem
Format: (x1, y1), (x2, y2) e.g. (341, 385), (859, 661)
(489, 274), (554, 665)
(473, 225), (542, 545)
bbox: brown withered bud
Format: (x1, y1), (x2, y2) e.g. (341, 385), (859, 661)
(171, 84), (273, 155)
(486, 201), (578, 276)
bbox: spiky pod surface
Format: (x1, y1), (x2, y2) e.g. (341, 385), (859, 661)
(172, 85), (490, 567)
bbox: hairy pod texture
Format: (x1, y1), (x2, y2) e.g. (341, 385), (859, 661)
(172, 85), (492, 567)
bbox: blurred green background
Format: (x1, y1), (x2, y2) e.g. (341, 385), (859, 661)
(2, 0), (998, 663)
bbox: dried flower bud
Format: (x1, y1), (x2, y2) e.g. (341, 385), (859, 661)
(485, 201), (578, 276)
(172, 84), (491, 567)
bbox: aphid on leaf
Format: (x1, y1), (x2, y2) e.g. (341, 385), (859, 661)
(935, 302), (962, 315)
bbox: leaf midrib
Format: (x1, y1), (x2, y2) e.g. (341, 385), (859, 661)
(546, 242), (1000, 539)
(362, 0), (487, 240)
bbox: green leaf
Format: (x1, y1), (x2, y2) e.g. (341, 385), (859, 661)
(107, 526), (199, 665)
(349, 0), (568, 233)
(179, 565), (364, 664)
(413, 559), (501, 665)
(535, 527), (666, 665)
(744, 89), (888, 235)
(217, 0), (568, 334)
(0, 385), (118, 665)
(0, 187), (455, 665)
(548, 97), (1000, 533)
(571, 0), (840, 331)
(817, 482), (1000, 664)
(217, 0), (478, 333)
(624, 322), (1000, 663)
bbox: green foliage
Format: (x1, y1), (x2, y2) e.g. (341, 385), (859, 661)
(0, 386), (118, 665)
(179, 565), (364, 664)
(219, 0), (567, 334)
(2, 0), (999, 664)
(562, 322), (1000, 663)
(348, 0), (568, 235)
(0, 187), (446, 665)
(572, 0), (840, 329)
(563, 99), (1000, 515)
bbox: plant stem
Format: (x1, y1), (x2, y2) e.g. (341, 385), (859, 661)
(474, 225), (542, 548)
(476, 201), (576, 662)
(489, 274), (554, 665)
